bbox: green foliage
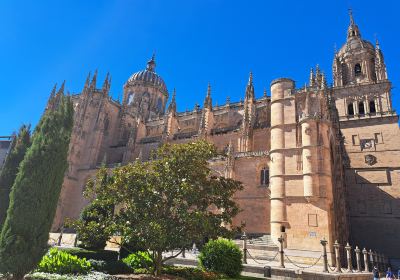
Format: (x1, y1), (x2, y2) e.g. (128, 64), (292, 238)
(67, 200), (114, 250)
(122, 251), (152, 271)
(83, 141), (244, 275)
(163, 266), (221, 280)
(0, 124), (31, 229)
(0, 92), (74, 278)
(199, 238), (243, 278)
(36, 248), (91, 275)
(98, 260), (133, 275)
(26, 271), (114, 280)
(87, 259), (106, 271)
(58, 248), (118, 263)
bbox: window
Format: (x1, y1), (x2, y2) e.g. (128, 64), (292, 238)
(260, 168), (269, 186)
(156, 98), (162, 112)
(127, 93), (134, 105)
(369, 100), (376, 113)
(348, 103), (354, 116)
(354, 63), (362, 77)
(358, 101), (365, 115)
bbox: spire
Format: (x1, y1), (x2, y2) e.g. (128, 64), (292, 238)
(102, 72), (111, 94)
(349, 8), (354, 25)
(347, 9), (361, 39)
(90, 69), (98, 90)
(321, 73), (327, 90)
(263, 88), (267, 98)
(204, 83), (212, 109)
(83, 72), (91, 91)
(245, 72), (255, 100)
(309, 68), (315, 87)
(167, 88), (177, 113)
(146, 53), (156, 72)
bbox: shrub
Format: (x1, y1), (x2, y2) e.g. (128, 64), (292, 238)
(87, 259), (106, 272)
(122, 251), (152, 271)
(163, 266), (220, 280)
(199, 238), (243, 278)
(101, 260), (133, 275)
(69, 201), (114, 250)
(37, 248), (91, 275)
(59, 248), (118, 262)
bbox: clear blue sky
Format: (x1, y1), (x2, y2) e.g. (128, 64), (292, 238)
(1, 0), (399, 135)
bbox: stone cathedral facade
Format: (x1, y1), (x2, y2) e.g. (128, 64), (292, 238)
(53, 13), (400, 258)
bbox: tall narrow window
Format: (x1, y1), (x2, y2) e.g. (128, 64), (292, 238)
(359, 101), (365, 115)
(348, 103), (354, 116)
(355, 63), (362, 77)
(260, 168), (269, 186)
(369, 100), (376, 114)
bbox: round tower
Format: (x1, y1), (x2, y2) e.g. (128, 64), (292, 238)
(269, 78), (295, 244)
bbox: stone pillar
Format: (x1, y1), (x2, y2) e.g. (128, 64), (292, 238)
(334, 240), (342, 273)
(241, 232), (248, 264)
(270, 78), (294, 245)
(278, 235), (285, 268)
(321, 238), (328, 273)
(345, 243), (353, 273)
(355, 246), (361, 272)
(363, 248), (369, 272)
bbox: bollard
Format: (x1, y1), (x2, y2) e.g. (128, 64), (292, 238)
(241, 232), (248, 264)
(264, 266), (271, 277)
(182, 248), (185, 258)
(345, 243), (353, 273)
(355, 246), (361, 272)
(320, 238), (329, 273)
(333, 240), (342, 273)
(278, 235), (285, 268)
(363, 248), (369, 272)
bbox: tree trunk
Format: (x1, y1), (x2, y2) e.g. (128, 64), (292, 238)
(12, 273), (24, 280)
(154, 250), (163, 276)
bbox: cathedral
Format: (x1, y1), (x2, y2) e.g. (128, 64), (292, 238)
(52, 12), (400, 259)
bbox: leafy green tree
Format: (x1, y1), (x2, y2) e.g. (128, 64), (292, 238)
(68, 200), (114, 250)
(83, 140), (243, 276)
(0, 125), (31, 229)
(0, 90), (73, 279)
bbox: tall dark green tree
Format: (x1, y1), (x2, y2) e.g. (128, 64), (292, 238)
(0, 125), (31, 230)
(0, 85), (73, 279)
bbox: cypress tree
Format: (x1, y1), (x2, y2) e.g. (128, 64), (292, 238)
(0, 125), (31, 230)
(0, 88), (73, 279)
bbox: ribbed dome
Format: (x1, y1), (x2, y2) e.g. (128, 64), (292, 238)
(338, 38), (374, 56)
(126, 55), (168, 95)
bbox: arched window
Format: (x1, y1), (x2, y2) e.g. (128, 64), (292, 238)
(127, 93), (135, 105)
(348, 103), (354, 116)
(369, 100), (376, 114)
(354, 63), (362, 77)
(359, 101), (365, 115)
(260, 168), (269, 186)
(156, 98), (162, 112)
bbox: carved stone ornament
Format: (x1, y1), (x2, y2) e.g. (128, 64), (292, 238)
(364, 154), (377, 166)
(360, 139), (375, 151)
(305, 127), (311, 135)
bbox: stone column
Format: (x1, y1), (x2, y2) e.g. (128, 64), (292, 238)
(345, 243), (353, 273)
(321, 238), (329, 273)
(278, 235), (285, 268)
(334, 240), (341, 273)
(355, 246), (361, 272)
(270, 78), (294, 245)
(363, 248), (369, 272)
